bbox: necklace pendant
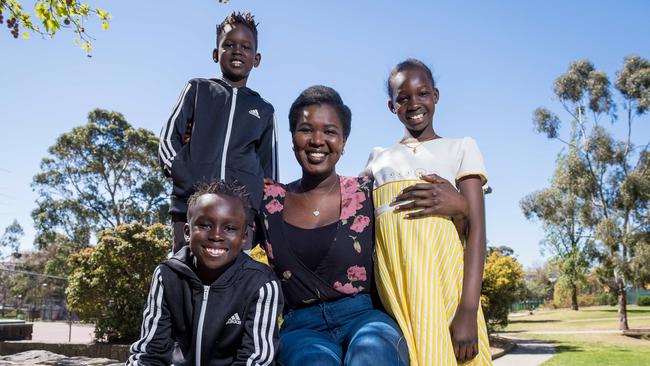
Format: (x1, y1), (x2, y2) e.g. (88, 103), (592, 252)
(412, 147), (417, 153)
(312, 210), (320, 217)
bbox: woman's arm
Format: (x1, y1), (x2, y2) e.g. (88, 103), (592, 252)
(449, 175), (486, 363)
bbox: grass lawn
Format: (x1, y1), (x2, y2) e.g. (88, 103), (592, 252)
(505, 305), (650, 332)
(529, 334), (650, 365)
(500, 305), (650, 365)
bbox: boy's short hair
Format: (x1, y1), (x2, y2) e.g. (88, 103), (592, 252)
(288, 85), (352, 140)
(187, 180), (251, 221)
(216, 11), (259, 47)
(386, 58), (436, 97)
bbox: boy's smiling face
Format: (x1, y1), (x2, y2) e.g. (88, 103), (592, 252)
(185, 193), (247, 284)
(214, 23), (261, 88)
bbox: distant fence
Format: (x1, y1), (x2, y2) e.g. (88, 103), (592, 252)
(0, 262), (75, 322)
(510, 300), (544, 312)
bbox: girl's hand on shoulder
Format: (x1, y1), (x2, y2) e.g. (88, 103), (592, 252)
(182, 122), (193, 144)
(450, 308), (479, 363)
(392, 174), (468, 220)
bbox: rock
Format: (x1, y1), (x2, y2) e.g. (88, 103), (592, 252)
(0, 350), (122, 365)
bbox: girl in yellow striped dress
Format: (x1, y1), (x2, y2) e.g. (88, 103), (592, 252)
(363, 59), (492, 365)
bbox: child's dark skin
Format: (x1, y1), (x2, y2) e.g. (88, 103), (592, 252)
(184, 193), (248, 284)
(388, 67), (487, 363)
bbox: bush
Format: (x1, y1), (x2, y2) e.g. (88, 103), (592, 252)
(638, 296), (650, 306)
(597, 291), (618, 306)
(481, 251), (524, 333)
(66, 222), (170, 343)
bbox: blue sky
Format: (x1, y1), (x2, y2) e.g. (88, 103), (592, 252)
(1, 0), (649, 267)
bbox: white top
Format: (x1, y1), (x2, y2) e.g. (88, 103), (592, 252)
(362, 136), (488, 190)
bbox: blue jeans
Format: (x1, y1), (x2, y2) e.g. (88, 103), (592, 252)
(278, 294), (409, 366)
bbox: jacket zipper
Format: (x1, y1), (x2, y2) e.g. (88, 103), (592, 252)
(195, 285), (210, 366)
(220, 87), (238, 179)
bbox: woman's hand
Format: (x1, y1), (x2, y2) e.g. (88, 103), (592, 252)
(449, 307), (479, 363)
(392, 174), (468, 220)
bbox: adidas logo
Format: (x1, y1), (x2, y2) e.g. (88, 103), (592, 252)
(248, 109), (260, 119)
(226, 312), (241, 325)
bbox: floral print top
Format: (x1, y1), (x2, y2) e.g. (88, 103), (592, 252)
(259, 176), (374, 310)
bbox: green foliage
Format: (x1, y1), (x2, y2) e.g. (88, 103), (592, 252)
(530, 55), (650, 329)
(31, 108), (170, 251)
(0, 0), (231, 55)
(66, 222), (170, 343)
(638, 296), (650, 306)
(0, 219), (24, 254)
(4, 245), (68, 309)
(0, 0), (111, 55)
(481, 249), (524, 333)
(518, 264), (553, 304)
(521, 147), (594, 310)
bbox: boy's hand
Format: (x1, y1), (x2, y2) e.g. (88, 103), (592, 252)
(182, 122), (193, 144)
(450, 308), (479, 363)
(392, 174), (468, 220)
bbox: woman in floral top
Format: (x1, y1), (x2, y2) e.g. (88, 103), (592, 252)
(257, 86), (407, 365)
(258, 86), (467, 365)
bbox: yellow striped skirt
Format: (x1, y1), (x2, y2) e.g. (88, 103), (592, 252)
(373, 180), (491, 366)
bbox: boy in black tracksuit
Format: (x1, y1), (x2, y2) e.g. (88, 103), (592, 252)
(127, 181), (283, 366)
(159, 12), (278, 252)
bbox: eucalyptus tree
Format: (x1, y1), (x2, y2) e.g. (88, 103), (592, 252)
(31, 109), (169, 255)
(531, 55), (649, 329)
(521, 148), (595, 311)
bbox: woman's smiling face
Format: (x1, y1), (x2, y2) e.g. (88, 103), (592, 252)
(292, 104), (345, 178)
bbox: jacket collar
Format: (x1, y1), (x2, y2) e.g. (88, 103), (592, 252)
(212, 78), (259, 96)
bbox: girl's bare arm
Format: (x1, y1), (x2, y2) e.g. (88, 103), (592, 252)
(450, 175), (486, 362)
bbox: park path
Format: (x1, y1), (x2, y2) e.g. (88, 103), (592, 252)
(493, 337), (555, 366)
(29, 321), (95, 343)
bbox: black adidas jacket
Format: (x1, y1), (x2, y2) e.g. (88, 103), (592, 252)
(127, 247), (283, 366)
(158, 78), (278, 216)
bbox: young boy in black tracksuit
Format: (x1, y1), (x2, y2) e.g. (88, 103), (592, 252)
(159, 12), (278, 252)
(127, 180), (283, 366)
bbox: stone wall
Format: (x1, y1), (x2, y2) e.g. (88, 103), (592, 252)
(0, 342), (130, 362)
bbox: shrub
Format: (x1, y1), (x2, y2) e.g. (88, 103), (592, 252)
(66, 223), (170, 343)
(597, 291), (617, 306)
(481, 251), (524, 333)
(638, 296), (650, 306)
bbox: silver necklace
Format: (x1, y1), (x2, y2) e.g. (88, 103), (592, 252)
(299, 176), (339, 217)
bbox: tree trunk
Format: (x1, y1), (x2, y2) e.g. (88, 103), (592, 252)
(617, 277), (629, 330)
(571, 282), (579, 311)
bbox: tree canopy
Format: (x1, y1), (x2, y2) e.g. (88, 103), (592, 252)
(0, 219), (24, 254)
(31, 108), (170, 252)
(530, 55), (649, 329)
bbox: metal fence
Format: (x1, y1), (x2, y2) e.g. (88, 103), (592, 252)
(0, 263), (76, 322)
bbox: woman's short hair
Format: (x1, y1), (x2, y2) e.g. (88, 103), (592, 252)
(288, 85), (352, 140)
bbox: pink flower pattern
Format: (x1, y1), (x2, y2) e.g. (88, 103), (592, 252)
(264, 184), (285, 198)
(265, 198), (283, 214)
(333, 281), (359, 295)
(350, 215), (370, 233)
(265, 240), (274, 260)
(347, 265), (367, 282)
